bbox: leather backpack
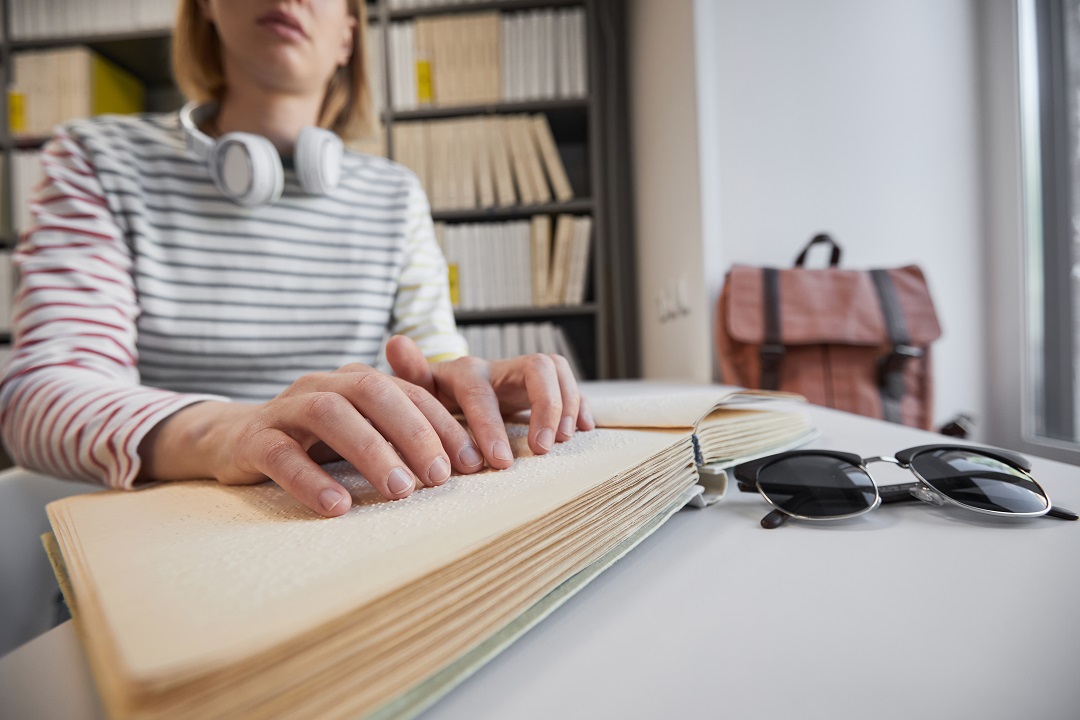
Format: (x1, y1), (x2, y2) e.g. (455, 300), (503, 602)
(715, 234), (942, 429)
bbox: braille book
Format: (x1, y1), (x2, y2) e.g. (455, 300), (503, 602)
(45, 425), (699, 719)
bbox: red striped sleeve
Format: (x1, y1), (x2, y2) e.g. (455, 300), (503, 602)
(34, 192), (109, 210)
(19, 266), (131, 288)
(0, 130), (226, 490)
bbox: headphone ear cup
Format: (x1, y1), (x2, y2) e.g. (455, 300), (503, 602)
(295, 127), (344, 196)
(209, 132), (284, 208)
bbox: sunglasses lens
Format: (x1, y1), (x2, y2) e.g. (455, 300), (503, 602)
(909, 449), (1049, 514)
(757, 455), (876, 519)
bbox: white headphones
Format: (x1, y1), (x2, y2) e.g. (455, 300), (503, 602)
(179, 102), (344, 208)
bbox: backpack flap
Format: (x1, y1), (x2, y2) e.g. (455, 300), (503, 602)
(723, 264), (941, 347)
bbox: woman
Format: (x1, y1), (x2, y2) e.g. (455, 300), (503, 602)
(0, 0), (592, 518)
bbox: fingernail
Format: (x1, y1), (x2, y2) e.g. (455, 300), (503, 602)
(493, 440), (513, 462)
(388, 467), (413, 496)
(537, 428), (555, 451)
(558, 416), (575, 438)
(428, 456), (451, 485)
(459, 444), (484, 469)
(583, 406), (595, 429)
(319, 488), (347, 513)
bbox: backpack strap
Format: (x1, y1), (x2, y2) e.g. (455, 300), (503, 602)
(870, 269), (924, 424)
(759, 267), (784, 390)
(794, 233), (842, 268)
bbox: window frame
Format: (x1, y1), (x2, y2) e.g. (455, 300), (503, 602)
(986, 0), (1080, 465)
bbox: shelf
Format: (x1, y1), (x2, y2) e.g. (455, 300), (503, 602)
(432, 198), (592, 222)
(389, 97), (586, 122)
(388, 0), (584, 20)
(2, 136), (48, 151)
(455, 303), (597, 323)
(10, 30), (175, 87)
(9, 28), (170, 50)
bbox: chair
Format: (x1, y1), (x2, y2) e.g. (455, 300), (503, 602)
(0, 468), (99, 657)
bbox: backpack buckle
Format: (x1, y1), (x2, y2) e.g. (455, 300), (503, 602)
(878, 344), (923, 398)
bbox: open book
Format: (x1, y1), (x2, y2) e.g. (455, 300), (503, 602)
(44, 386), (814, 719)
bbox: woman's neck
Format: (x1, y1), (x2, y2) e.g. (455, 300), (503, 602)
(211, 88), (324, 156)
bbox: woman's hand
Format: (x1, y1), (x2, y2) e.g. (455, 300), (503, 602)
(138, 363), (486, 517)
(385, 335), (595, 470)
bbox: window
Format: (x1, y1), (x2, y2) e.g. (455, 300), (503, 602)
(1014, 0), (1080, 461)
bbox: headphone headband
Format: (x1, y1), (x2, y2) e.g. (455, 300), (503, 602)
(178, 102), (343, 207)
(179, 102), (217, 159)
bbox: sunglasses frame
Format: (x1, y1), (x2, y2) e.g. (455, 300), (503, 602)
(734, 444), (1075, 529)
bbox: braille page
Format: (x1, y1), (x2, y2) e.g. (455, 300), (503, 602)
(47, 425), (689, 687)
(584, 382), (741, 428)
(583, 381), (803, 429)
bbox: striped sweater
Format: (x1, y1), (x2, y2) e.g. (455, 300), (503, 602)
(0, 112), (467, 490)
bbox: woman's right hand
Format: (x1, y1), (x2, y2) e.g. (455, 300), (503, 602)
(138, 363), (487, 517)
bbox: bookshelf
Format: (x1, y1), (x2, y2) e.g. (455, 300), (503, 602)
(0, 0), (638, 379)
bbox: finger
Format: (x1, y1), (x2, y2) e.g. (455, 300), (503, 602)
(518, 354), (562, 455)
(285, 390), (427, 497)
(246, 427), (353, 517)
(385, 334), (436, 394)
(330, 373), (453, 489)
(577, 394), (596, 431)
(451, 357), (515, 469)
(390, 377), (485, 474)
(548, 354), (581, 442)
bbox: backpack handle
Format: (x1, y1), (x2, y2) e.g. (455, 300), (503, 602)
(794, 233), (843, 268)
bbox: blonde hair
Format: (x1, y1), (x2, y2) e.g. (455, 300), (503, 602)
(171, 0), (373, 141)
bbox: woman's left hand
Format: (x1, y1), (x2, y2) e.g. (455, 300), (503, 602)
(385, 335), (595, 469)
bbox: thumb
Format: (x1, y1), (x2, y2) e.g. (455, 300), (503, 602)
(386, 335), (436, 393)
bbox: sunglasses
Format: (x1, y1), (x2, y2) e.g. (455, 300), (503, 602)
(733, 444), (1079, 529)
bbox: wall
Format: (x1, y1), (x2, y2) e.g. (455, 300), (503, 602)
(626, 0), (713, 382)
(629, 0), (987, 431)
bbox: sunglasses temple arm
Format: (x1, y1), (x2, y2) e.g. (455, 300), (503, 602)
(1047, 505), (1079, 521)
(759, 509), (791, 529)
(734, 481), (793, 528)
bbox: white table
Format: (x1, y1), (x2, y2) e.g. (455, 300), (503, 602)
(2, 405), (1078, 720)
